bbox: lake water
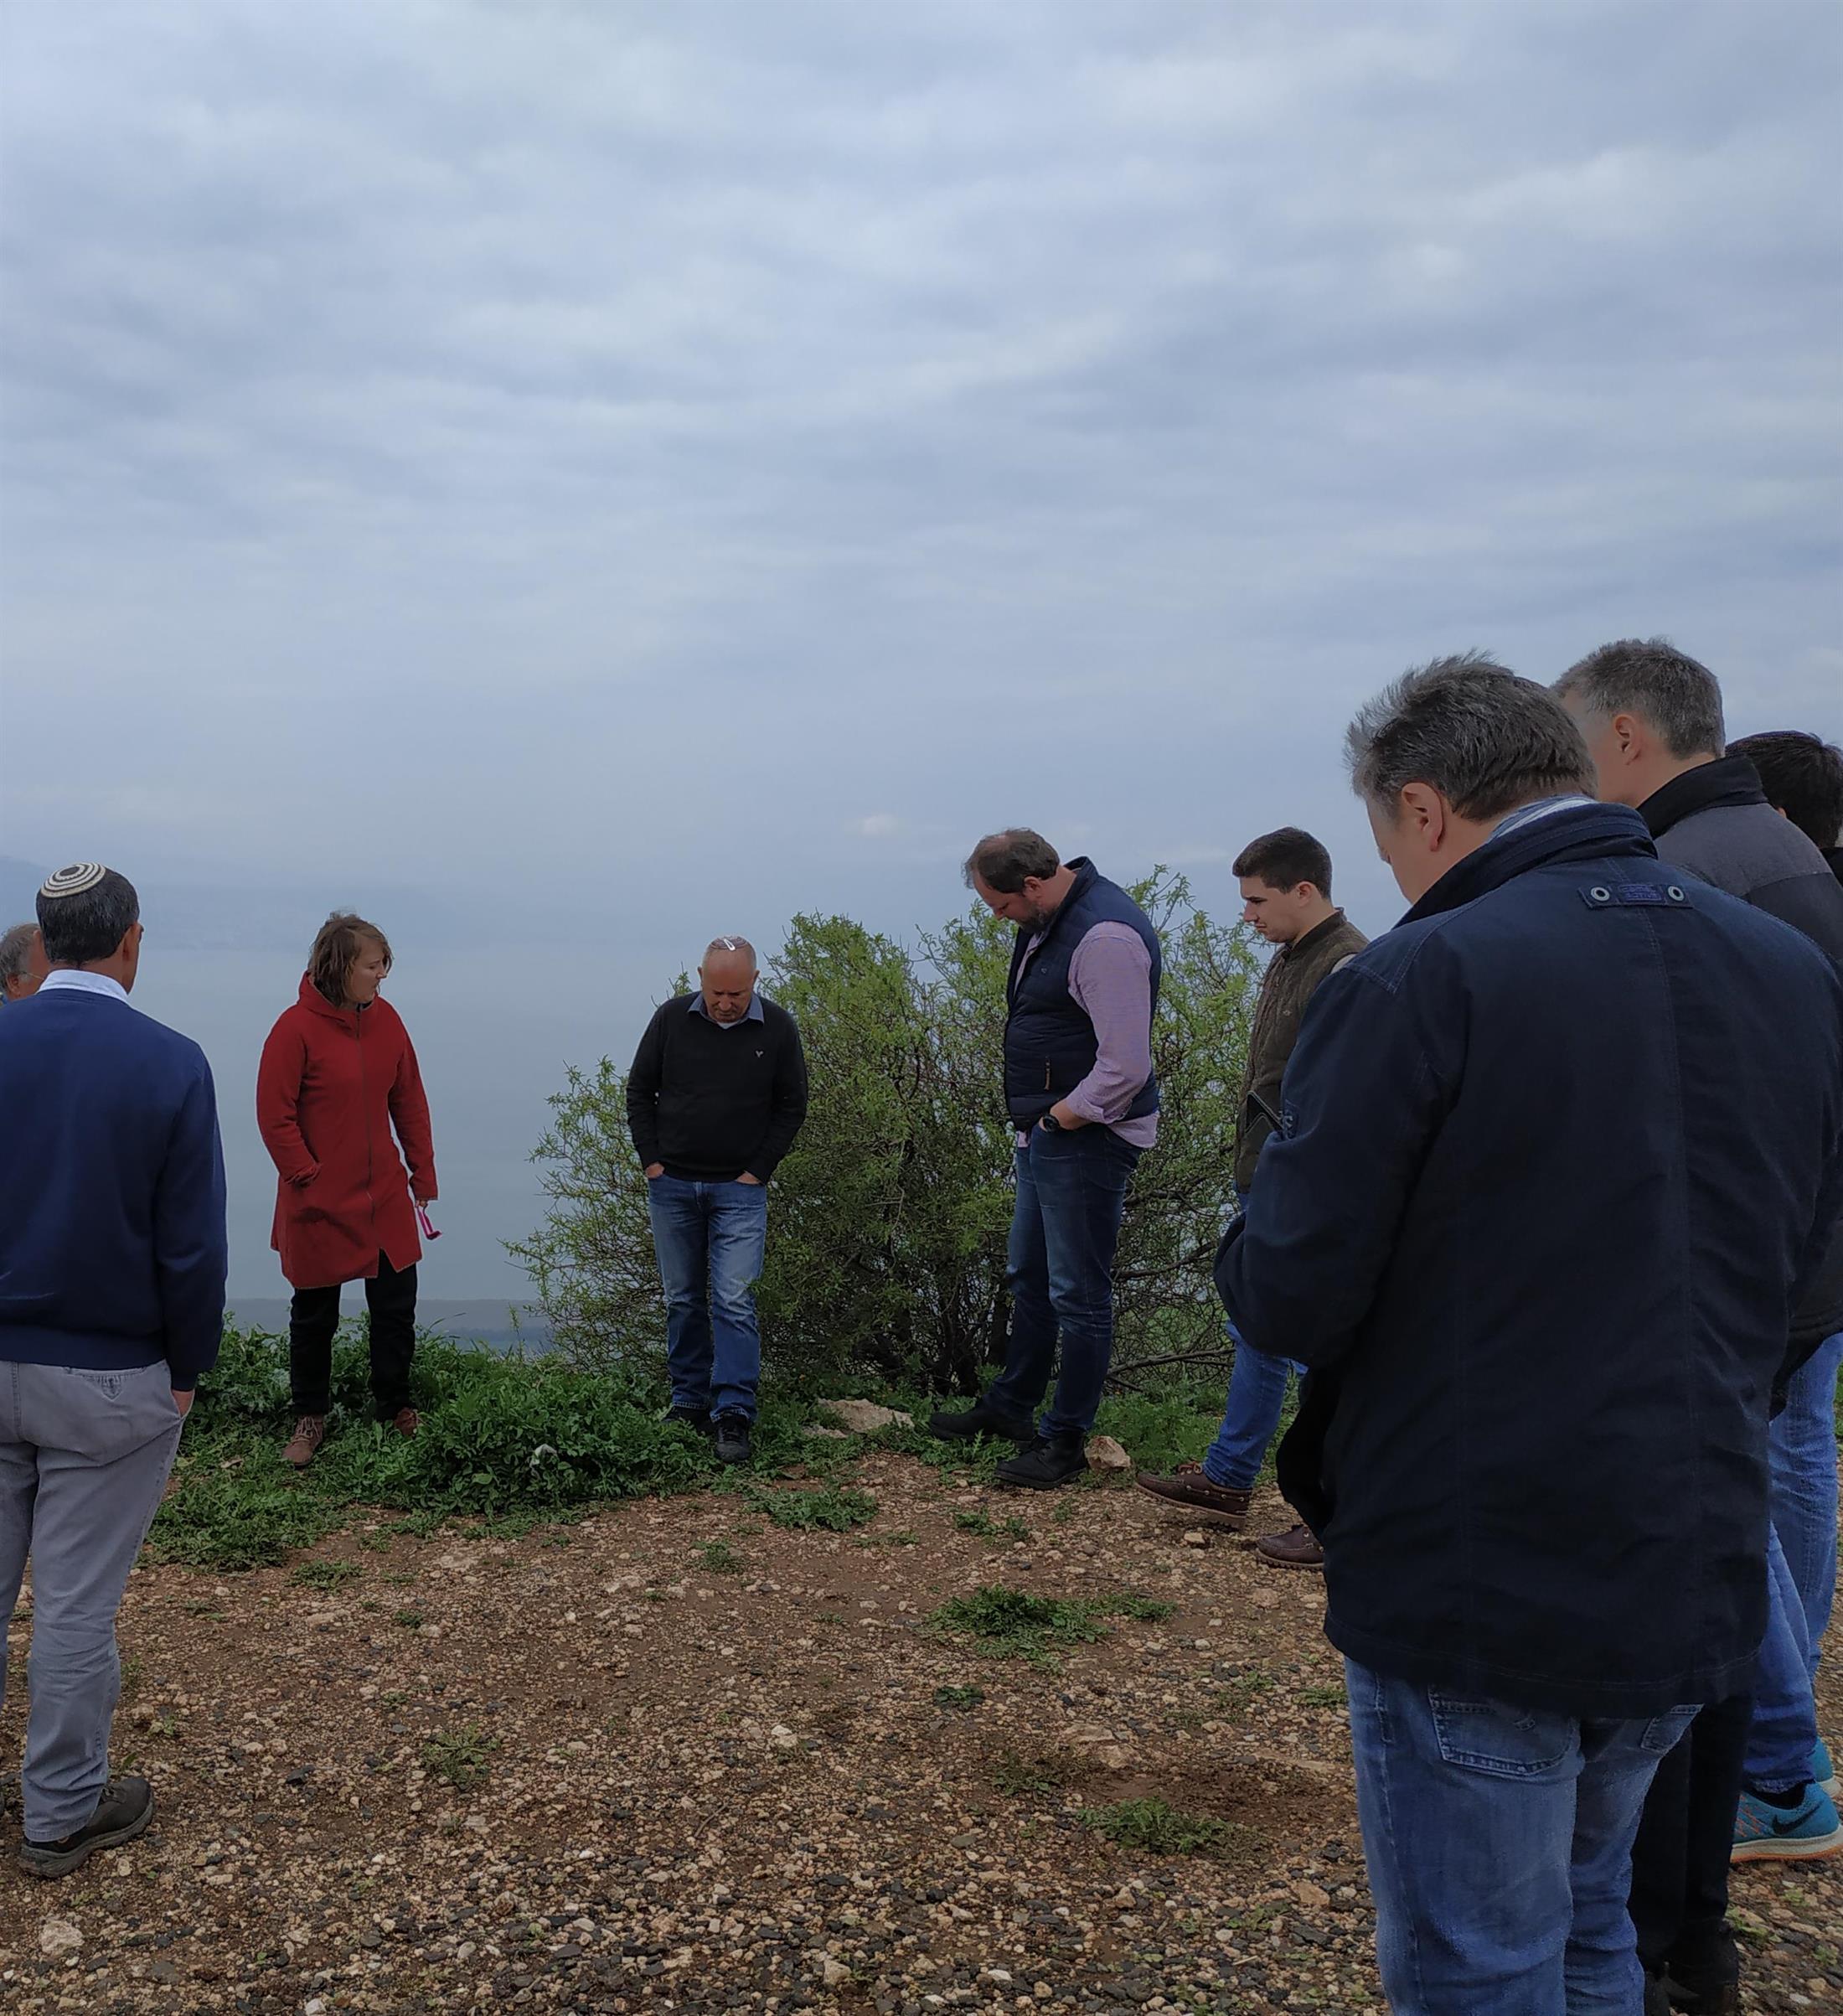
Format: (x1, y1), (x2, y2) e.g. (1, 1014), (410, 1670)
(124, 946), (668, 1303)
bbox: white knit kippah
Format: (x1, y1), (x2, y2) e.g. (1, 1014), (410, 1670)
(40, 863), (108, 900)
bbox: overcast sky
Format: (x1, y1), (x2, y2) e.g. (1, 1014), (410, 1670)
(3, 1), (1840, 1292)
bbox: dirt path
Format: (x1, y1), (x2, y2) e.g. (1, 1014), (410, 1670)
(3, 1455), (1838, 2013)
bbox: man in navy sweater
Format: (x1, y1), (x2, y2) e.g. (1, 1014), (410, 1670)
(0, 863), (227, 1877)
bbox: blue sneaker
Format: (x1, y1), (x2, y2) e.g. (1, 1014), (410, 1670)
(1817, 1739), (1840, 1801)
(1732, 1782), (1843, 1863)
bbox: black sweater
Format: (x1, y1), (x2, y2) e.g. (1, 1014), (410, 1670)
(624, 995), (808, 1183)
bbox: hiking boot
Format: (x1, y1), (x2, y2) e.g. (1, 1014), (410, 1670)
(391, 1407), (419, 1439)
(713, 1414), (753, 1467)
(995, 1434), (1089, 1491)
(1731, 1781), (1843, 1862)
(927, 1399), (1035, 1445)
(1643, 1977), (1673, 2016)
(1657, 1974), (1739, 2015)
(1134, 1462), (1252, 1528)
(20, 1776), (154, 1879)
(1255, 1522), (1324, 1570)
(282, 1414), (327, 1468)
(663, 1404), (714, 1435)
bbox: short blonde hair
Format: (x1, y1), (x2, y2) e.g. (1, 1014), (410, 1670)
(308, 912), (392, 1005)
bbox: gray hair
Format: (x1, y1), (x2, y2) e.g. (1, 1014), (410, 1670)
(963, 828), (1061, 894)
(37, 866), (140, 966)
(1553, 638), (1726, 760)
(703, 936), (756, 966)
(1346, 654), (1597, 822)
(0, 922), (38, 996)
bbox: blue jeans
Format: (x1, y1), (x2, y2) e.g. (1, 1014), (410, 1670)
(986, 1124), (1141, 1440)
(1203, 1327), (1304, 1490)
(1346, 1658), (1698, 2015)
(1745, 1330), (1841, 1791)
(646, 1176), (769, 1421)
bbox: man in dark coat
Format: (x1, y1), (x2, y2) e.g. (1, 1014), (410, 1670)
(1560, 643), (1843, 2009)
(1217, 656), (1843, 2016)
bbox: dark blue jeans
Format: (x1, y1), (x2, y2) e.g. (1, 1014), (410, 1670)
(1347, 1658), (1698, 2014)
(645, 1176), (769, 1422)
(986, 1124), (1141, 1440)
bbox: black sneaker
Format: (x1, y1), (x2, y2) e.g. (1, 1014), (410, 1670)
(713, 1414), (753, 1466)
(20, 1776), (154, 1879)
(926, 1399), (1035, 1445)
(995, 1435), (1089, 1491)
(663, 1404), (713, 1435)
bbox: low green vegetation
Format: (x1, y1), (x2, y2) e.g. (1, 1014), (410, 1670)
(954, 1510), (1031, 1542)
(736, 1482), (879, 1532)
(929, 1584), (1175, 1668)
(421, 1724), (498, 1790)
(1082, 1796), (1242, 1858)
(695, 1540), (744, 1574)
(289, 1559), (362, 1590)
(933, 1684), (985, 1711)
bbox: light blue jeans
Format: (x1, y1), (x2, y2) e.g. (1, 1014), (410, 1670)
(0, 1361), (184, 1839)
(646, 1176), (769, 1422)
(1746, 1331), (1842, 1791)
(1201, 1181), (1305, 1491)
(1346, 1658), (1698, 2014)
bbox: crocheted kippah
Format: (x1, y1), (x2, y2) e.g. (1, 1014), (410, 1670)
(40, 863), (108, 900)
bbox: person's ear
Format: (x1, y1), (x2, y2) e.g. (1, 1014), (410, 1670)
(1611, 711), (1643, 764)
(1397, 782), (1447, 851)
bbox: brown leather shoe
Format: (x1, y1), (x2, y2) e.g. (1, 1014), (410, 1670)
(282, 1415), (327, 1469)
(1255, 1521), (1324, 1569)
(391, 1407), (419, 1440)
(1134, 1462), (1252, 1528)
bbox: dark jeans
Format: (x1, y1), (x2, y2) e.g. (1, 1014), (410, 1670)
(645, 1175), (769, 1422)
(1628, 1689), (1750, 1992)
(289, 1254), (418, 1419)
(986, 1124), (1141, 1440)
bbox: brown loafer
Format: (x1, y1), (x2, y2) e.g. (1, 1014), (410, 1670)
(281, 1414), (327, 1469)
(1134, 1463), (1252, 1528)
(1255, 1521), (1324, 1570)
(392, 1407), (420, 1440)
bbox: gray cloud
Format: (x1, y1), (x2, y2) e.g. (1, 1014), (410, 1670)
(3, 0), (1839, 1287)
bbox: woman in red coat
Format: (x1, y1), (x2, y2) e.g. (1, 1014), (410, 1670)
(257, 912), (438, 1467)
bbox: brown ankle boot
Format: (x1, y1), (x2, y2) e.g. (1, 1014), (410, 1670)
(282, 1415), (327, 1468)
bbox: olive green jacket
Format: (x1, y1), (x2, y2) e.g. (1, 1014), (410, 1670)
(1233, 909), (1369, 1192)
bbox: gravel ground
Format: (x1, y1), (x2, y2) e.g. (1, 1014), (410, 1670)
(2, 1453), (1838, 2013)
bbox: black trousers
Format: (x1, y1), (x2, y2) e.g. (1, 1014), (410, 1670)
(288, 1254), (418, 1418)
(1628, 1689), (1750, 1991)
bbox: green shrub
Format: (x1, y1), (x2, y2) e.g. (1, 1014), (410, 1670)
(928, 1584), (1172, 1667)
(509, 879), (1256, 1394)
(1082, 1797), (1240, 1857)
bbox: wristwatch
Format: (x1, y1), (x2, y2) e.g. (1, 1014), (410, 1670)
(1038, 1112), (1063, 1134)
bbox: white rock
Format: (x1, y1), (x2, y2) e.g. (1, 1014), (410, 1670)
(1181, 1529), (1210, 1548)
(39, 1918), (82, 1957)
(821, 1956), (851, 1986)
(802, 1426), (850, 1440)
(817, 1398), (913, 1434)
(1087, 1435), (1131, 1471)
(769, 1724), (799, 1750)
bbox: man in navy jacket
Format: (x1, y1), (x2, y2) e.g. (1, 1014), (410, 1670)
(1216, 659), (1843, 2015)
(0, 864), (227, 1877)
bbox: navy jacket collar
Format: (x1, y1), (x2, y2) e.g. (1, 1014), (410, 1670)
(1640, 754), (1766, 840)
(1403, 802), (1658, 926)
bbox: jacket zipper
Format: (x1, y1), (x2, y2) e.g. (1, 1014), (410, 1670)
(356, 1005), (376, 1243)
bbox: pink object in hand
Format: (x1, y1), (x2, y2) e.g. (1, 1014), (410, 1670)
(415, 1202), (441, 1241)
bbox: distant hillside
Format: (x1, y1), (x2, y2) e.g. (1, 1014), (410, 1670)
(226, 1297), (551, 1354)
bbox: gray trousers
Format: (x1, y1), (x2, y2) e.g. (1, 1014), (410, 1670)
(0, 1361), (183, 1839)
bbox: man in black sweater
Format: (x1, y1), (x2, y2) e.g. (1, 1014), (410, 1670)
(625, 938), (808, 1465)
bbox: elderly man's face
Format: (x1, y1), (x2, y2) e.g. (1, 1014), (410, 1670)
(3, 930), (49, 1001)
(700, 950), (757, 1022)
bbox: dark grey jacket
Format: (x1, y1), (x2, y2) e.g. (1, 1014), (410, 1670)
(1644, 754), (1843, 1358)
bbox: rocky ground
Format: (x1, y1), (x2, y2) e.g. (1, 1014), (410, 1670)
(2, 1452), (1839, 2013)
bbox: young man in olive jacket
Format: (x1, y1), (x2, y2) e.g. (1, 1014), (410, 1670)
(1219, 657), (1843, 2016)
(1136, 828), (1364, 1566)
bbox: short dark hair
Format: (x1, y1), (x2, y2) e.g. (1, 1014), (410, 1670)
(1347, 653), (1596, 821)
(1553, 638), (1726, 759)
(308, 912), (393, 1005)
(1728, 731), (1843, 850)
(963, 829), (1061, 894)
(37, 868), (140, 965)
(1232, 827), (1334, 898)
